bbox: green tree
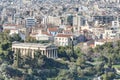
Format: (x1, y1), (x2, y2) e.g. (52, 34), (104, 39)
(25, 36), (36, 43)
(74, 47), (82, 57)
(102, 72), (115, 80)
(76, 56), (85, 66)
(9, 34), (22, 42)
(0, 32), (13, 64)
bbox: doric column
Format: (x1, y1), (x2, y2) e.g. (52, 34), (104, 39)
(21, 48), (24, 55)
(53, 49), (56, 58)
(27, 49), (29, 56)
(48, 50), (50, 57)
(49, 50), (51, 58)
(30, 49), (31, 56)
(44, 50), (46, 56)
(23, 49), (26, 56)
(55, 49), (58, 58)
(47, 50), (49, 58)
(47, 50), (49, 57)
(53, 50), (54, 58)
(28, 49), (32, 57)
(50, 50), (52, 58)
(51, 50), (54, 58)
(41, 50), (43, 55)
(43, 50), (45, 56)
(20, 48), (22, 55)
(24, 49), (26, 56)
(14, 48), (17, 54)
(53, 49), (58, 59)
(31, 49), (34, 58)
(45, 50), (47, 57)
(26, 49), (28, 55)
(26, 49), (28, 56)
(21, 48), (23, 55)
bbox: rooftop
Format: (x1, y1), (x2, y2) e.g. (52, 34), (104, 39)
(12, 42), (57, 48)
(56, 33), (72, 38)
(48, 27), (58, 32)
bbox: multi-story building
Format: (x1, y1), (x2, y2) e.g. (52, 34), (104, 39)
(103, 20), (120, 39)
(47, 27), (59, 36)
(54, 33), (73, 46)
(25, 17), (36, 27)
(91, 27), (104, 39)
(3, 23), (17, 31)
(73, 15), (85, 32)
(22, 0), (32, 4)
(103, 28), (118, 39)
(104, 0), (120, 3)
(93, 16), (115, 24)
(35, 32), (53, 41)
(47, 16), (62, 26)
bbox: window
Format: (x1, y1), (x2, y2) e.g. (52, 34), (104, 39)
(59, 38), (61, 40)
(62, 42), (64, 45)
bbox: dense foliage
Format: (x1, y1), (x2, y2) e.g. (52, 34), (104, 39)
(0, 32), (120, 80)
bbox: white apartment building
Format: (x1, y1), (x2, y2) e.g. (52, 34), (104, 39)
(104, 0), (120, 3)
(3, 24), (17, 31)
(91, 27), (104, 39)
(54, 33), (73, 46)
(94, 40), (105, 47)
(9, 29), (19, 35)
(73, 15), (85, 32)
(103, 28), (118, 39)
(25, 17), (36, 27)
(22, 0), (32, 4)
(103, 20), (120, 39)
(47, 16), (62, 26)
(36, 34), (51, 41)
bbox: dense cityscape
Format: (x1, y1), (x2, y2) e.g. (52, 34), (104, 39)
(0, 0), (120, 80)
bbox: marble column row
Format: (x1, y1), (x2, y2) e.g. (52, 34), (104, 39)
(45, 49), (58, 59)
(12, 48), (35, 58)
(12, 48), (58, 59)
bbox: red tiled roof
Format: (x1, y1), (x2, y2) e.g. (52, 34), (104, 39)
(48, 27), (58, 32)
(63, 30), (72, 34)
(42, 31), (52, 36)
(56, 33), (72, 37)
(30, 32), (38, 35)
(66, 26), (72, 28)
(3, 24), (17, 26)
(66, 26), (73, 30)
(64, 30), (72, 32)
(83, 29), (88, 32)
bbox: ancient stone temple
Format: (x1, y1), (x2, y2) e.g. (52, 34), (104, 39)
(12, 42), (58, 59)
